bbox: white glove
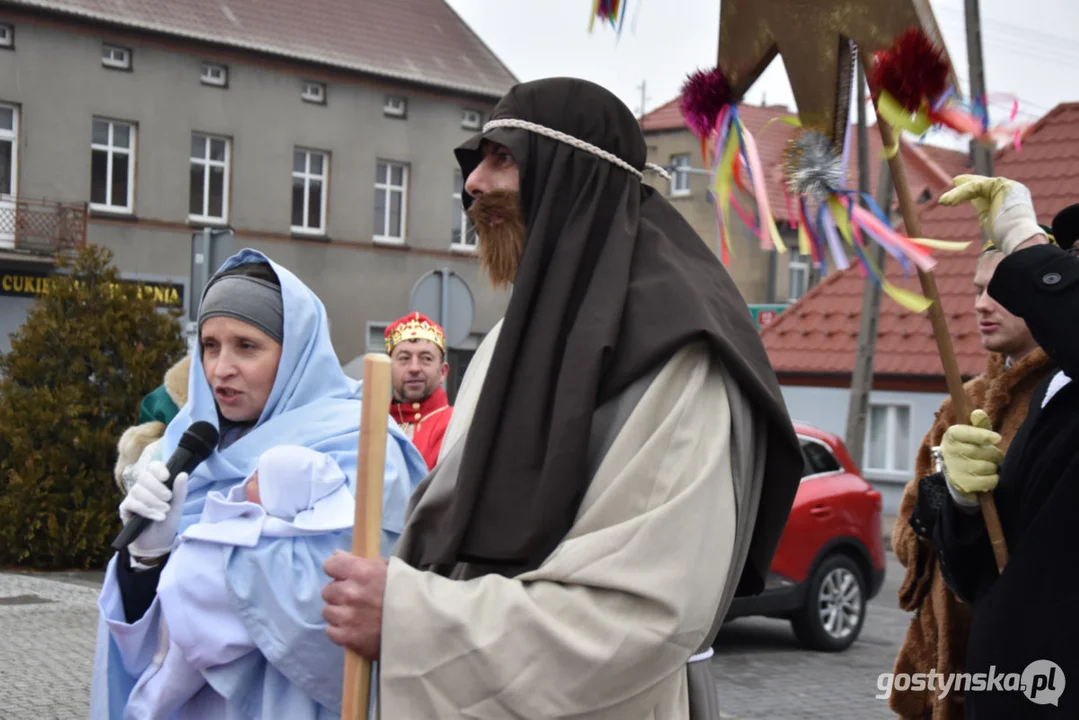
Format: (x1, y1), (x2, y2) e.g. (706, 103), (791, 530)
(118, 460), (189, 560)
(938, 175), (1044, 255)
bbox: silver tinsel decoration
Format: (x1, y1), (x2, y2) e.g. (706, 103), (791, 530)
(785, 130), (845, 205)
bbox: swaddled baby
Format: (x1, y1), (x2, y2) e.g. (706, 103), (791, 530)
(124, 445), (353, 720)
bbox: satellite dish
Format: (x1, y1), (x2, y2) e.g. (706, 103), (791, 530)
(410, 269), (475, 348)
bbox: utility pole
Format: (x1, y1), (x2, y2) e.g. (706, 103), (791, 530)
(845, 159), (895, 466)
(965, 0), (994, 176)
(636, 80), (648, 119)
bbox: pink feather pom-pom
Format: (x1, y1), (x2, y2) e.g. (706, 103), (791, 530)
(679, 67), (733, 139)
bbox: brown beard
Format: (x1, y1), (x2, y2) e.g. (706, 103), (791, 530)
(468, 190), (526, 289)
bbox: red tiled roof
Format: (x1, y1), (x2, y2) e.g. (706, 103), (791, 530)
(8, 0), (518, 98)
(640, 97), (968, 222)
(760, 101), (1079, 379)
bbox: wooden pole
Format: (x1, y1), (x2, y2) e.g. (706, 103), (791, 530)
(873, 119), (1008, 573)
(341, 354), (393, 720)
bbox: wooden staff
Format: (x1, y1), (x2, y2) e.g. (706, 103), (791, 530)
(341, 353), (393, 719)
(873, 118), (1008, 573)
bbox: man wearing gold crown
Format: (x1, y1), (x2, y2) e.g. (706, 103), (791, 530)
(384, 312), (454, 470)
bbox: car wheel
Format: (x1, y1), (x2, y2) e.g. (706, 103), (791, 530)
(791, 553), (866, 652)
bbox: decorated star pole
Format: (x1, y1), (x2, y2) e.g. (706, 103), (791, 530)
(712, 0), (1007, 571)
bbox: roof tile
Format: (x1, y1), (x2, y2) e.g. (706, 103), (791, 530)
(8, 0), (517, 97)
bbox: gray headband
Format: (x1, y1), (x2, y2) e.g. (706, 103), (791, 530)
(198, 275), (284, 345)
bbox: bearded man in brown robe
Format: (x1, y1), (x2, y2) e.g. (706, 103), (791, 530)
(320, 77), (803, 720)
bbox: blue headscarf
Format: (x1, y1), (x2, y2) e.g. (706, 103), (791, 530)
(164, 248), (426, 542)
(93, 248), (428, 717)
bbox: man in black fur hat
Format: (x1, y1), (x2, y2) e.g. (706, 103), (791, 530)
(321, 77), (802, 719)
(911, 176), (1079, 719)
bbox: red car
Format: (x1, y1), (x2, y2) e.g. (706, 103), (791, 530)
(725, 421), (886, 652)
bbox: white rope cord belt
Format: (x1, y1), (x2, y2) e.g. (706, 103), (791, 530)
(483, 118), (671, 181)
(688, 648), (715, 664)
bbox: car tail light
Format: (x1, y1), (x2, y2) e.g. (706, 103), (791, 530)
(867, 489), (882, 512)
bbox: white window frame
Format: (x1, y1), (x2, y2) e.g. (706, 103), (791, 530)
(461, 109), (482, 131)
(291, 149), (329, 235)
(0, 102), (18, 198)
(384, 95), (407, 118)
(90, 118), (136, 214)
(451, 169), (476, 251)
(0, 23), (14, 49)
(864, 403), (913, 474)
(0, 102), (18, 248)
(200, 62), (228, 87)
(189, 133), (231, 224)
(102, 44), (131, 70)
(788, 253), (810, 301)
(301, 81), (326, 105)
(669, 153), (691, 196)
(374, 161), (408, 244)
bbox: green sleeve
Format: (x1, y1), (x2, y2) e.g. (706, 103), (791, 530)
(136, 384), (180, 426)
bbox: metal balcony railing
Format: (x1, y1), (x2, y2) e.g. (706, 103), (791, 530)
(0, 197), (88, 257)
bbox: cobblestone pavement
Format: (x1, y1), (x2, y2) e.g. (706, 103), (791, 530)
(0, 571), (102, 720)
(711, 551), (908, 719)
(0, 553), (909, 719)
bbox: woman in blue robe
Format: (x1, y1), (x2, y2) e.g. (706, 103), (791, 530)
(89, 249), (427, 719)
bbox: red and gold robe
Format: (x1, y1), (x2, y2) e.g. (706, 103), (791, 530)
(390, 387), (453, 471)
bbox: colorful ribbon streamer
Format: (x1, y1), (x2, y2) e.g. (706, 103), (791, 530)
(703, 104), (788, 263)
(588, 0), (628, 35)
(876, 88), (1032, 158)
(774, 118), (970, 312)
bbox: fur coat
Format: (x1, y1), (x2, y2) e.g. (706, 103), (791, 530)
(888, 348), (1055, 719)
(113, 354), (191, 491)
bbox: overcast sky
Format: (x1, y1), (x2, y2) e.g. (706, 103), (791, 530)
(446, 0), (1078, 150)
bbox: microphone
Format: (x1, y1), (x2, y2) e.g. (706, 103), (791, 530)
(111, 421), (220, 552)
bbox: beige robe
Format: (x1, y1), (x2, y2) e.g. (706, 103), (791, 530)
(380, 321), (738, 719)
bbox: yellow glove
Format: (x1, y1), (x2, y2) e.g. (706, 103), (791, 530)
(938, 175), (1043, 255)
(939, 410), (1004, 505)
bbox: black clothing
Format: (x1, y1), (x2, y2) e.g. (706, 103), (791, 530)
(411, 77), (803, 597)
(115, 547), (167, 624)
(930, 244), (1079, 718)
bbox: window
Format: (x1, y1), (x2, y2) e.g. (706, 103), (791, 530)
(373, 161), (408, 243)
(461, 109), (482, 130)
(291, 149), (328, 234)
(384, 95), (407, 118)
(189, 134), (230, 223)
(102, 44), (131, 70)
(0, 23), (13, 49)
(788, 253), (810, 301)
(451, 169), (475, 250)
(799, 438), (842, 479)
(669, 153), (690, 196)
(865, 404), (912, 473)
(0, 103), (17, 248)
(0, 103), (16, 198)
(366, 322), (389, 354)
(91, 118), (136, 213)
(301, 80), (326, 105)
(200, 62), (228, 87)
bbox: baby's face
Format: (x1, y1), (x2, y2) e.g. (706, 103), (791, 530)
(245, 471), (261, 506)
